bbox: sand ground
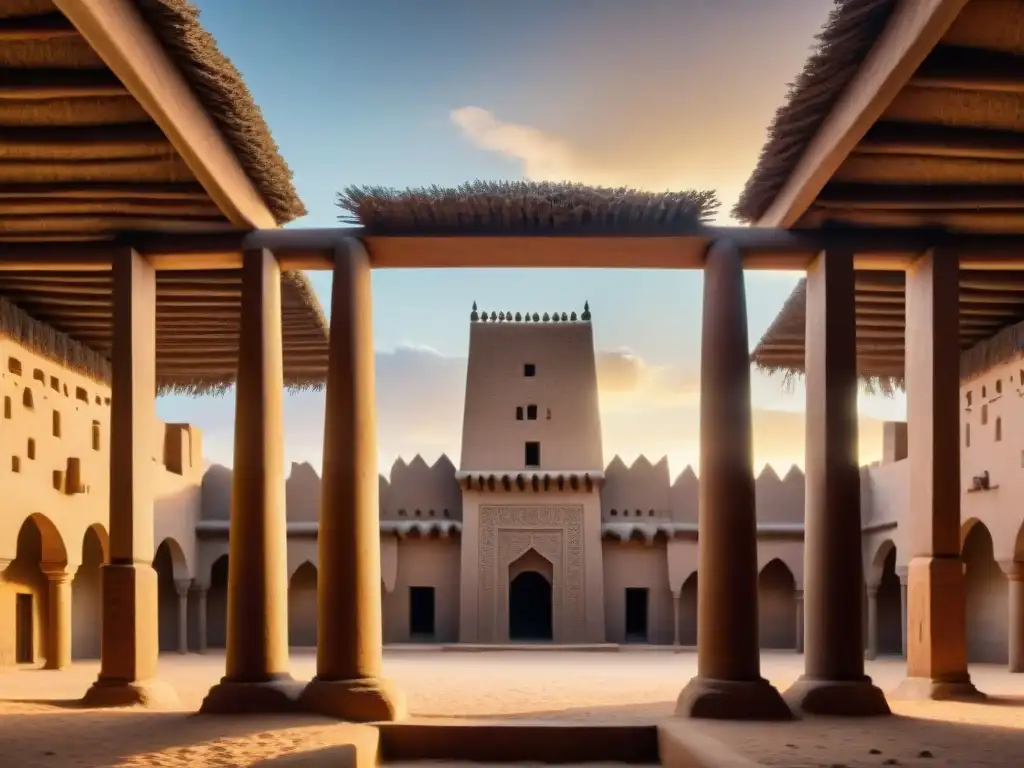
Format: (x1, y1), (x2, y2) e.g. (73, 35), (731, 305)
(0, 649), (1021, 767)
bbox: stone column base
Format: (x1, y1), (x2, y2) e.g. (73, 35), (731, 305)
(784, 676), (890, 716)
(300, 676), (406, 722)
(81, 678), (179, 709)
(675, 676), (792, 720)
(890, 675), (985, 702)
(199, 677), (305, 715)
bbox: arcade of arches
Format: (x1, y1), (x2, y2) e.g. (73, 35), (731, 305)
(1, 515), (1021, 666)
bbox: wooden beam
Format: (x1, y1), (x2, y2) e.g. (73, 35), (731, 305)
(0, 182), (210, 201)
(0, 68), (127, 100)
(52, 0), (278, 229)
(818, 183), (1024, 210)
(0, 123), (174, 160)
(0, 13), (79, 41)
(813, 208), (1024, 233)
(856, 122), (1024, 162)
(756, 0), (970, 227)
(912, 45), (1024, 94)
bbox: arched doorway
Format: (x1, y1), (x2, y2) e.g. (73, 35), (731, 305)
(679, 572), (698, 646)
(288, 561), (318, 647)
(758, 559), (796, 649)
(6, 514), (68, 666)
(874, 543), (902, 656)
(207, 555), (229, 649)
(962, 521), (1008, 663)
(153, 538), (189, 653)
(508, 549), (554, 641)
(71, 525), (107, 659)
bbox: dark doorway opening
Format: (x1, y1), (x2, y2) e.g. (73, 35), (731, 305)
(509, 571), (552, 641)
(15, 593), (33, 664)
(409, 586), (436, 639)
(625, 587), (649, 642)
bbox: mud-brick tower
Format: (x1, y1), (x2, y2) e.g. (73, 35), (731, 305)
(457, 304), (606, 643)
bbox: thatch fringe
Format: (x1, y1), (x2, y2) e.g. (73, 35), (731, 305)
(753, 363), (904, 398)
(0, 296), (112, 385)
(960, 317), (1024, 383)
(134, 0), (306, 224)
(733, 0), (895, 223)
(282, 270), (329, 338)
(338, 181), (720, 233)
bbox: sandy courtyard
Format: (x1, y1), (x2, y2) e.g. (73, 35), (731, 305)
(0, 649), (1022, 767)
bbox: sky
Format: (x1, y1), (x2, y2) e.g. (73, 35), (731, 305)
(157, 0), (909, 478)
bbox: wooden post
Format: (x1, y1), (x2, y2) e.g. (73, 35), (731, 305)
(784, 250), (888, 716)
(675, 240), (791, 720)
(200, 249), (304, 714)
(892, 250), (980, 701)
(82, 249), (176, 708)
(300, 239), (405, 721)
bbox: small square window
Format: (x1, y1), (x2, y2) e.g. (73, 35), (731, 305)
(525, 441), (541, 467)
(526, 404), (538, 420)
(515, 406), (524, 421)
(523, 363), (536, 377)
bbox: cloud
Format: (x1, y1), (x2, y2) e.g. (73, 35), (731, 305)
(449, 106), (748, 222)
(596, 348), (698, 407)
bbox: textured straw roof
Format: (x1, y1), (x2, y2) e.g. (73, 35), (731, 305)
(733, 0), (895, 223)
(339, 181), (720, 234)
(135, 0), (306, 224)
(0, 0), (325, 393)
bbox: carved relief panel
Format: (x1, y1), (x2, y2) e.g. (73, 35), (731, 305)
(477, 505), (584, 642)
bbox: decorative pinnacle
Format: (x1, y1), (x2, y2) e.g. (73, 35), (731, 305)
(470, 301), (479, 321)
(582, 301), (591, 322)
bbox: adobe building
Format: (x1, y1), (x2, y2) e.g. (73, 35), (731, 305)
(194, 301), (1016, 669)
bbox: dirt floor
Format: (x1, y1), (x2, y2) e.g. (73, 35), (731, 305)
(0, 649), (1021, 767)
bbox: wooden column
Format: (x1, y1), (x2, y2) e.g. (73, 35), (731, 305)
(300, 239), (405, 721)
(864, 589), (880, 663)
(897, 567), (908, 659)
(200, 249), (303, 713)
(783, 250), (888, 716)
(1002, 563), (1024, 673)
(175, 580), (190, 655)
(83, 249), (176, 708)
(43, 569), (72, 670)
(194, 585), (208, 655)
(795, 590), (804, 654)
(672, 592), (681, 647)
(892, 250), (980, 700)
(675, 240), (790, 720)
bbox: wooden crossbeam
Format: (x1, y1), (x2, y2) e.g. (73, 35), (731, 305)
(0, 13), (79, 41)
(855, 122), (1024, 162)
(0, 68), (127, 100)
(819, 184), (1024, 210)
(0, 182), (210, 201)
(912, 45), (1024, 94)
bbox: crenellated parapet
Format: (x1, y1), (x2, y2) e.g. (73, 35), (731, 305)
(469, 300), (592, 324)
(199, 454), (463, 530)
(600, 458), (807, 532)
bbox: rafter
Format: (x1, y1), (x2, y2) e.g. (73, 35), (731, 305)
(0, 68), (128, 100)
(817, 183), (1024, 210)
(855, 122), (1024, 162)
(912, 45), (1024, 94)
(0, 13), (79, 41)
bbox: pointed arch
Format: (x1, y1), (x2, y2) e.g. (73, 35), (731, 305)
(206, 554), (229, 649)
(20, 513), (67, 568)
(868, 538), (896, 587)
(679, 571), (698, 646)
(962, 520), (1008, 664)
(758, 558), (796, 649)
(154, 537), (189, 581)
(288, 561), (318, 647)
(72, 525), (107, 659)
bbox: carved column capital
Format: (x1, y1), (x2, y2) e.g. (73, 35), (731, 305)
(866, 584), (880, 598)
(41, 564), (73, 584)
(895, 566), (908, 586)
(0, 558), (12, 573)
(174, 579), (192, 598)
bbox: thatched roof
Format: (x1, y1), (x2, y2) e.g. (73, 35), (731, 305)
(0, 0), (325, 394)
(0, 268), (329, 396)
(0, 0), (304, 236)
(751, 270), (1024, 393)
(734, 0), (895, 223)
(134, 0), (305, 224)
(338, 181), (720, 234)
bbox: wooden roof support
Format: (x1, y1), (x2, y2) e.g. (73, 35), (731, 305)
(911, 45), (1024, 94)
(52, 0), (277, 229)
(755, 0), (970, 228)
